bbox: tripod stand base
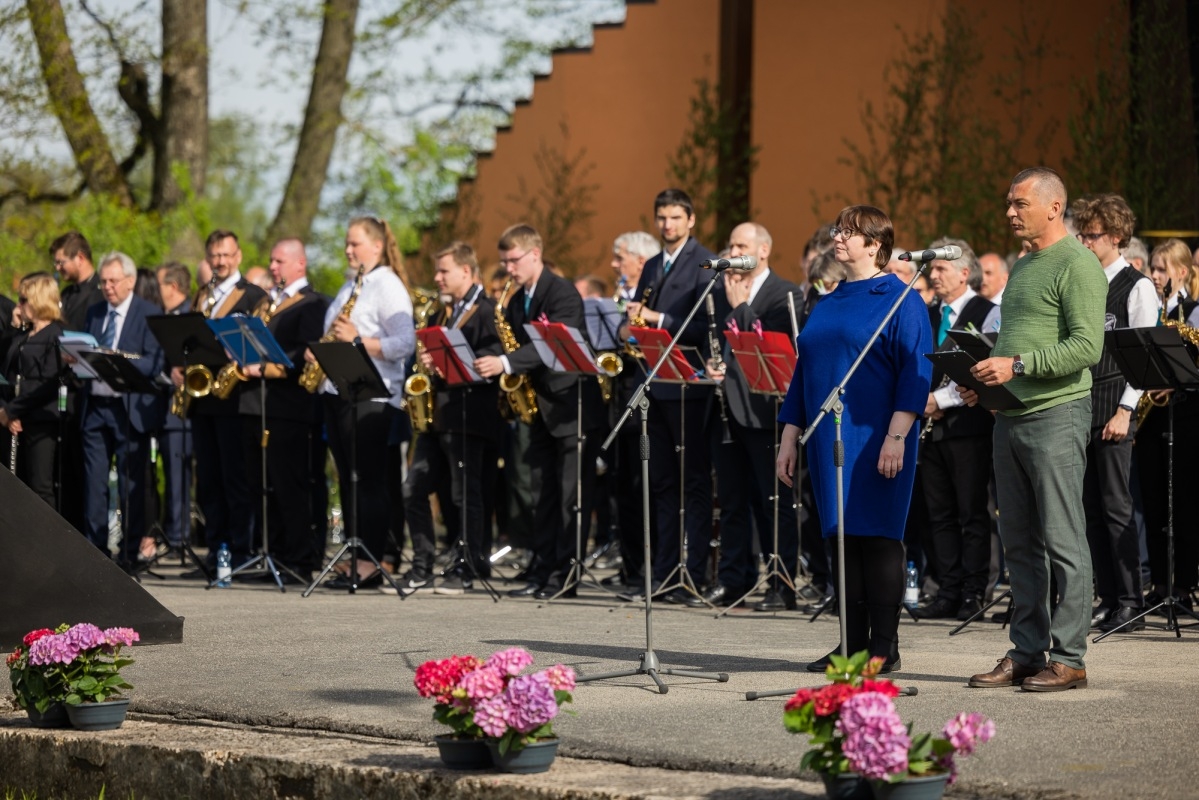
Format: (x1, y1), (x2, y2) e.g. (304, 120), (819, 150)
(1093, 596), (1199, 642)
(714, 556), (796, 618)
(577, 649), (729, 695)
(215, 553), (307, 593)
(302, 538), (405, 598)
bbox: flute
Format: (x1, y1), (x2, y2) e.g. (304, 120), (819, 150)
(9, 375), (20, 473)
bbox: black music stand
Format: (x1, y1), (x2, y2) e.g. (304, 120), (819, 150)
(1094, 326), (1199, 641)
(205, 316), (302, 592)
(302, 340), (404, 598)
(580, 270), (730, 694)
(146, 313), (229, 578)
(419, 326), (500, 602)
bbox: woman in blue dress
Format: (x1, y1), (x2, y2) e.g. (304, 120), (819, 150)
(776, 206), (932, 672)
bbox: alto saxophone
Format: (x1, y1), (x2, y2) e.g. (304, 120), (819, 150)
(494, 279), (539, 424)
(300, 265), (366, 393)
(170, 276), (219, 418)
(211, 293), (279, 401)
(403, 289), (443, 433)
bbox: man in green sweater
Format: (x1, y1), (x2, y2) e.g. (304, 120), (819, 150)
(959, 167), (1107, 692)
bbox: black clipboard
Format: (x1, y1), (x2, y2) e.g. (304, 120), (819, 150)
(947, 328), (994, 362)
(924, 350), (1026, 412)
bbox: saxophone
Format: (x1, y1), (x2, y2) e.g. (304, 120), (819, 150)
(1135, 290), (1199, 427)
(170, 276), (219, 418)
(403, 289), (443, 433)
(494, 279), (538, 424)
(211, 293), (279, 401)
(300, 265), (366, 393)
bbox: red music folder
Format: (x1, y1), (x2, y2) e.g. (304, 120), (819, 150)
(529, 321), (601, 374)
(416, 327), (483, 386)
(628, 326), (704, 383)
(725, 328), (796, 395)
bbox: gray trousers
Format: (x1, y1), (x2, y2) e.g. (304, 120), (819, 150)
(993, 397), (1092, 670)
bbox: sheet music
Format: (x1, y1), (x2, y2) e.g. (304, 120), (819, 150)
(523, 323), (566, 371)
(583, 297), (623, 351)
(441, 328), (484, 383)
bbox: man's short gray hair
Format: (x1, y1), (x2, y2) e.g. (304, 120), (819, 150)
(614, 231), (661, 261)
(929, 237), (980, 290)
(1124, 236), (1148, 264)
(99, 251), (136, 278)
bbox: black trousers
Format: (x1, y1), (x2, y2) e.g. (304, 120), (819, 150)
(159, 425), (192, 546)
(192, 412), (255, 565)
(524, 414), (597, 585)
(15, 419), (59, 509)
(1083, 425), (1142, 609)
(830, 535), (905, 661)
(1135, 403), (1199, 592)
(648, 396), (711, 582)
(404, 430), (494, 576)
(712, 416), (798, 591)
(248, 417), (320, 573)
(920, 434), (993, 601)
(324, 395), (396, 560)
(80, 397), (150, 564)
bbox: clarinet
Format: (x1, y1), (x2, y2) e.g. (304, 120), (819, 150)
(705, 294), (733, 444)
(9, 375), (20, 473)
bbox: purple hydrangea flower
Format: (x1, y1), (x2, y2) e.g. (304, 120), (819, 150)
(459, 667), (505, 700)
(942, 712), (995, 756)
(543, 664), (576, 692)
(473, 695), (511, 738)
(837, 691), (911, 781)
(28, 633), (78, 666)
(505, 672), (559, 734)
(63, 623), (107, 653)
(484, 647), (534, 677)
(102, 627), (139, 649)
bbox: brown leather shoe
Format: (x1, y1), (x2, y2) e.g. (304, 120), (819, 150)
(968, 657), (1042, 688)
(1021, 661), (1087, 692)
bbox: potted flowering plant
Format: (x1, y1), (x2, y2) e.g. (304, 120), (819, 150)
(24, 623), (140, 731)
(784, 650), (994, 800)
(414, 646), (575, 773)
(7, 626), (70, 727)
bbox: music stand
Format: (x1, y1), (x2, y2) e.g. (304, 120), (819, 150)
(528, 320), (617, 600)
(580, 269), (730, 694)
(715, 327), (797, 617)
(146, 313), (229, 578)
(419, 325), (500, 602)
(204, 316), (303, 592)
(301, 340), (404, 598)
(626, 325), (712, 606)
(1094, 326), (1199, 641)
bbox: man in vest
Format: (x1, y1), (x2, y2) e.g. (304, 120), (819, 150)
(1071, 194), (1158, 633)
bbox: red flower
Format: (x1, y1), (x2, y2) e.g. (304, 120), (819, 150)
(22, 629), (53, 647)
(414, 654), (483, 702)
(812, 683), (858, 716)
(5, 647), (21, 667)
(861, 679), (901, 698)
(785, 688), (815, 712)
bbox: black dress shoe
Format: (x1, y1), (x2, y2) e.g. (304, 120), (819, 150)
(807, 649), (899, 673)
(535, 584), (576, 600)
(754, 589), (797, 612)
(1097, 606), (1146, 632)
(325, 572), (383, 590)
(911, 596), (958, 620)
(957, 596), (983, 621)
(990, 609), (1011, 624)
(657, 588), (689, 604)
(685, 584), (743, 608)
(507, 582), (544, 598)
(1090, 607), (1114, 628)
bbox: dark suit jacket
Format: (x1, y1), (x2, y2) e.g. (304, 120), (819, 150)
(190, 277), (268, 417)
(80, 295), (167, 434)
(506, 269), (604, 438)
(1, 321), (66, 423)
(928, 295), (996, 441)
(721, 272), (802, 430)
(240, 286), (329, 423)
(159, 299), (192, 432)
(634, 236), (718, 402)
(61, 273), (104, 332)
(429, 286), (504, 442)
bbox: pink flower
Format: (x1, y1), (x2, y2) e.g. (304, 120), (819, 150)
(473, 695), (511, 738)
(459, 667), (505, 701)
(837, 692), (911, 781)
(543, 664), (576, 692)
(63, 623), (107, 653)
(505, 673), (559, 733)
(484, 647), (534, 676)
(942, 712), (995, 756)
(102, 627), (139, 649)
(28, 633), (78, 666)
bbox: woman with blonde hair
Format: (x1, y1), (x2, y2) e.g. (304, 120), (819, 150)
(310, 216), (415, 589)
(0, 273), (67, 508)
(1149, 238), (1196, 323)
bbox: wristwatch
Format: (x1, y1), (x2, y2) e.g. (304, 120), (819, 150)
(1012, 355), (1025, 377)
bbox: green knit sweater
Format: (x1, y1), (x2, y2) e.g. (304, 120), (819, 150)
(993, 234), (1107, 416)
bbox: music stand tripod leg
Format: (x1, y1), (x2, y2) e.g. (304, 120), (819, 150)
(949, 588), (1011, 636)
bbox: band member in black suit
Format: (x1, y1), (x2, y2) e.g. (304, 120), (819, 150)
(1, 273), (67, 509)
(402, 242), (503, 593)
(476, 224), (605, 599)
(623, 189), (717, 601)
(237, 239), (329, 582)
(914, 239), (1001, 621)
(79, 252), (167, 572)
(155, 263), (193, 550)
(689, 222), (802, 610)
(1071, 196), (1158, 632)
(181, 230), (267, 573)
(53, 231), (103, 332)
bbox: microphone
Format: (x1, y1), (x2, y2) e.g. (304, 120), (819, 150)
(700, 255), (758, 271)
(898, 246), (962, 263)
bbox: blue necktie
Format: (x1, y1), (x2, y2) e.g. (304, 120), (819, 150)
(937, 304), (952, 347)
(99, 309), (118, 348)
(523, 293), (531, 315)
(662, 257), (672, 275)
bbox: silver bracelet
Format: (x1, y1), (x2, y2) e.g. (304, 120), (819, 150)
(887, 433), (904, 442)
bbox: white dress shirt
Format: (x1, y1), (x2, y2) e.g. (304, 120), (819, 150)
(1106, 256), (1160, 409)
(932, 287), (1001, 410)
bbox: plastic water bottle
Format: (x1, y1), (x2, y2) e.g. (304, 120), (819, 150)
(904, 561), (920, 608)
(216, 543), (232, 588)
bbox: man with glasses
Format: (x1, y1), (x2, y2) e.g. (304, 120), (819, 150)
(475, 224), (605, 599)
(52, 231), (103, 331)
(1070, 194), (1157, 633)
(180, 230), (267, 576)
(79, 252), (166, 574)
